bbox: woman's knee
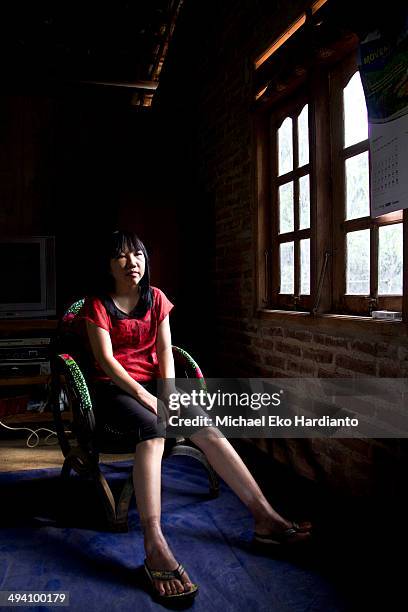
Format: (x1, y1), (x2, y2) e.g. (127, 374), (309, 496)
(190, 426), (224, 447)
(136, 436), (166, 452)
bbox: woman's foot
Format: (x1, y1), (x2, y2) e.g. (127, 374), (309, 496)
(144, 533), (195, 597)
(254, 512), (312, 544)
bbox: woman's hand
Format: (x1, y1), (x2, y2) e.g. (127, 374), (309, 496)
(140, 391), (159, 416)
(141, 389), (174, 424)
(159, 382), (180, 417)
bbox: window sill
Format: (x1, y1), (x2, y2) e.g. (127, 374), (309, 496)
(257, 308), (407, 337)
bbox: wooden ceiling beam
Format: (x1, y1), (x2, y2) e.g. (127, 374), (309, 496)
(79, 80), (158, 90)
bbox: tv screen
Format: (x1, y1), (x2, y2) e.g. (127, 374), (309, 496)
(0, 236), (56, 318)
(0, 243), (42, 304)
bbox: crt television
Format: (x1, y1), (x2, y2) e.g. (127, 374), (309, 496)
(0, 236), (56, 318)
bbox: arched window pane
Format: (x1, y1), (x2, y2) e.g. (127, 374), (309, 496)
(298, 104), (309, 167)
(344, 72), (368, 148)
(278, 117), (293, 175)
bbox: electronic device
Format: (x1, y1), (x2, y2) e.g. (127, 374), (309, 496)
(0, 337), (51, 378)
(372, 310), (402, 321)
(0, 236), (56, 318)
(0, 361), (51, 377)
(0, 337), (51, 361)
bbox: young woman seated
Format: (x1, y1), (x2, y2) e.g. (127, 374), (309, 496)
(81, 230), (311, 603)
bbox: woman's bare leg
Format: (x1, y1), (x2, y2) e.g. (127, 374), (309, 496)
(190, 428), (310, 541)
(133, 437), (194, 596)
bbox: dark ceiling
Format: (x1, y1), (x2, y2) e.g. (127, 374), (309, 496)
(0, 0), (183, 101)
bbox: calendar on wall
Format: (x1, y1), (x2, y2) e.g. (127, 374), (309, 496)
(370, 114), (408, 217)
(358, 21), (408, 217)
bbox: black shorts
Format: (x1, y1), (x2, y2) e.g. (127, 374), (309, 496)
(91, 380), (212, 446)
(92, 380), (166, 446)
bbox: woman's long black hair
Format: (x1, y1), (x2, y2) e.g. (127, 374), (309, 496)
(97, 230), (153, 316)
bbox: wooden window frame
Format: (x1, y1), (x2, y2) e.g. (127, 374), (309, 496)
(331, 53), (403, 316)
(270, 93), (313, 311)
(256, 45), (406, 319)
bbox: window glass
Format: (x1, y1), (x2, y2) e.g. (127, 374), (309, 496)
(300, 238), (310, 294)
(299, 174), (310, 229)
(345, 152), (370, 220)
(346, 230), (370, 294)
(279, 181), (294, 233)
(278, 117), (293, 175)
(298, 104), (309, 167)
(280, 242), (294, 293)
(343, 72), (368, 148)
(378, 224), (403, 295)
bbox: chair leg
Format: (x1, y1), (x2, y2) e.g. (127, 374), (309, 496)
(92, 467), (125, 531)
(61, 458), (72, 480)
(61, 449), (129, 532)
(115, 474), (134, 532)
(168, 443), (220, 498)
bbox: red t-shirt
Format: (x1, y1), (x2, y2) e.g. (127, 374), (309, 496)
(79, 286), (174, 383)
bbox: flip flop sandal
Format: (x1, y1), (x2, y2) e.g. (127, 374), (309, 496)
(253, 521), (311, 546)
(144, 559), (199, 602)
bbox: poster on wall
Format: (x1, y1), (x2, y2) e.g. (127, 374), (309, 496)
(358, 22), (408, 217)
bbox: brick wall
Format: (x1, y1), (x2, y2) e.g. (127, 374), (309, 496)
(218, 319), (407, 379)
(157, 0), (407, 497)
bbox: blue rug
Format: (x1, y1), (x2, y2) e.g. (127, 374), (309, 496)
(0, 455), (350, 611)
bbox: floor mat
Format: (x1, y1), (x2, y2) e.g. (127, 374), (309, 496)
(0, 455), (351, 611)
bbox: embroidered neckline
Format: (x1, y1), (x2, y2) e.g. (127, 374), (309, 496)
(104, 295), (145, 320)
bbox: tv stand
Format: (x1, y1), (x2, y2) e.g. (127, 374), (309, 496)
(0, 318), (58, 334)
(0, 318), (66, 436)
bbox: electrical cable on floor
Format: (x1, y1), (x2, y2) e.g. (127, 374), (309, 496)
(0, 420), (60, 448)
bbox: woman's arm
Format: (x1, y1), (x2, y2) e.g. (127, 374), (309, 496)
(156, 314), (175, 379)
(156, 314), (179, 401)
(86, 320), (158, 414)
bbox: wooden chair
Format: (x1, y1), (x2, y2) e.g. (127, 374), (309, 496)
(50, 299), (219, 532)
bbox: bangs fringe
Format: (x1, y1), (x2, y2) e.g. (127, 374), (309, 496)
(111, 231), (144, 259)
